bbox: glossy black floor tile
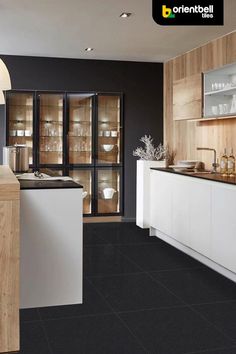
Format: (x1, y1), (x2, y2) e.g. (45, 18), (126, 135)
(151, 268), (236, 305)
(93, 222), (159, 244)
(84, 244), (141, 276)
(118, 241), (203, 272)
(83, 223), (109, 245)
(39, 279), (112, 320)
(189, 347), (236, 354)
(89, 272), (183, 312)
(20, 308), (40, 323)
(20, 322), (51, 354)
(120, 306), (232, 354)
(193, 301), (236, 342)
(44, 314), (147, 354)
(18, 222), (236, 354)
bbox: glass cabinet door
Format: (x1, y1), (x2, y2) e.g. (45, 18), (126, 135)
(68, 94), (93, 165)
(96, 168), (121, 214)
(97, 95), (121, 165)
(7, 92), (34, 165)
(39, 93), (64, 165)
(69, 169), (92, 215)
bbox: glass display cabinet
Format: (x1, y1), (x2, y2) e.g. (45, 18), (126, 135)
(6, 92), (34, 165)
(6, 91), (123, 216)
(69, 169), (93, 215)
(97, 95), (121, 165)
(96, 168), (121, 214)
(204, 62), (236, 119)
(68, 94), (93, 165)
(38, 93), (64, 165)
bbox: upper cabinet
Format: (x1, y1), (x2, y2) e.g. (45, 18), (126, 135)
(38, 93), (64, 165)
(97, 94), (122, 165)
(68, 93), (94, 165)
(7, 92), (34, 165)
(173, 73), (202, 121)
(203, 62), (236, 119)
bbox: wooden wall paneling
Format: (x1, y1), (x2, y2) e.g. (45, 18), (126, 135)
(185, 47), (202, 76)
(164, 31), (236, 168)
(226, 32), (236, 64)
(0, 166), (20, 353)
(201, 36), (228, 73)
(173, 74), (202, 121)
(164, 61), (174, 146)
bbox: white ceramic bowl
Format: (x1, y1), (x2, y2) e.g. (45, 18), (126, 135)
(103, 188), (116, 199)
(102, 144), (114, 152)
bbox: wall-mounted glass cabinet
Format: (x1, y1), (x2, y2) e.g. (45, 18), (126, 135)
(6, 91), (123, 216)
(204, 62), (236, 119)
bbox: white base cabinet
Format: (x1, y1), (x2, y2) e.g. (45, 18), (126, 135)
(20, 188), (83, 308)
(212, 184), (236, 274)
(150, 170), (236, 281)
(136, 160), (166, 229)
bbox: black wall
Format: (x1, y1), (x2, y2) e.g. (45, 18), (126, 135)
(0, 55), (163, 220)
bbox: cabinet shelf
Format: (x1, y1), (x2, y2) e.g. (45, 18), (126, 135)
(40, 105), (63, 108)
(41, 120), (63, 125)
(40, 150), (63, 152)
(70, 121), (91, 124)
(204, 62), (236, 119)
(205, 86), (236, 96)
(9, 105), (33, 109)
(69, 135), (92, 138)
(190, 114), (236, 122)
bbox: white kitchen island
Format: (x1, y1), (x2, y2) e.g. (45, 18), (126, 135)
(20, 179), (83, 308)
(150, 168), (236, 283)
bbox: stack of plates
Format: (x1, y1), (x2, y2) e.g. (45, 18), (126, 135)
(170, 160), (199, 172)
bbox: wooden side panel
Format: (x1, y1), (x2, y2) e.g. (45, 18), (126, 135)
(0, 199), (20, 353)
(164, 61), (174, 145)
(173, 74), (202, 121)
(0, 166), (20, 353)
(164, 31), (236, 169)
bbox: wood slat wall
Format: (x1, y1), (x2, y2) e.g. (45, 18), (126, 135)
(164, 31), (236, 168)
(0, 166), (20, 353)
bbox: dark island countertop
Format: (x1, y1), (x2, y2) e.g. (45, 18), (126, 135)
(19, 179), (83, 190)
(151, 168), (236, 186)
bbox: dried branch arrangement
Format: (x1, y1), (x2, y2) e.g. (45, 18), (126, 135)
(133, 135), (166, 161)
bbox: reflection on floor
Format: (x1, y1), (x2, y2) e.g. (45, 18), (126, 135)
(20, 222), (236, 354)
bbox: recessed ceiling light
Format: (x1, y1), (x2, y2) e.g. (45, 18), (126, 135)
(120, 12), (132, 18)
(85, 47), (94, 52)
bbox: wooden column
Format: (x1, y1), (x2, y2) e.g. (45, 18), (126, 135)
(0, 166), (20, 353)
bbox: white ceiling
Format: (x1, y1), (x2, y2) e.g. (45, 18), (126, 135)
(0, 0), (235, 62)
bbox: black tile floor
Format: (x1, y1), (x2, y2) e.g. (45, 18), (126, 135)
(20, 222), (236, 354)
